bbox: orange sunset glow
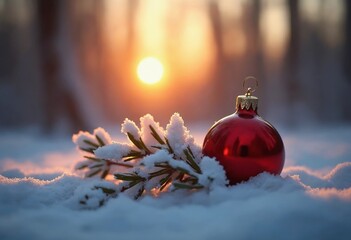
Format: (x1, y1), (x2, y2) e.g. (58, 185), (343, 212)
(1, 0), (348, 129)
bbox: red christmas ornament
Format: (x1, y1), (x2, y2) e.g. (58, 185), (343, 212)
(202, 77), (285, 185)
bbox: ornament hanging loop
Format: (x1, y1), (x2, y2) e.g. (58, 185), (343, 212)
(243, 76), (258, 96)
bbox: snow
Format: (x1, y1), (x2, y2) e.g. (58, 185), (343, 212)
(121, 118), (141, 139)
(1, 124), (351, 240)
(166, 112), (196, 157)
(72, 127), (112, 150)
(141, 149), (174, 167)
(140, 114), (165, 146)
(197, 156), (228, 188)
(94, 143), (131, 160)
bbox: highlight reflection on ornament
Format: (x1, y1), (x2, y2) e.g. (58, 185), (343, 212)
(202, 77), (285, 185)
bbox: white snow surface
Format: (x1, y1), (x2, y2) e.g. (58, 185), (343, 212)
(94, 143), (131, 160)
(1, 124), (351, 240)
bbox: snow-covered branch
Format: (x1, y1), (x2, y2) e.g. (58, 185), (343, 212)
(72, 113), (227, 201)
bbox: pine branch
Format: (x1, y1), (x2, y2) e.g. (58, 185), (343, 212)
(78, 155), (133, 179)
(74, 118), (226, 203)
(113, 158), (203, 199)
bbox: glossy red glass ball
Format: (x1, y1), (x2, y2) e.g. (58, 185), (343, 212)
(202, 107), (285, 185)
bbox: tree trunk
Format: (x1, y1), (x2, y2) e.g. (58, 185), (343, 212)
(285, 0), (300, 125)
(344, 0), (351, 82)
(37, 0), (87, 133)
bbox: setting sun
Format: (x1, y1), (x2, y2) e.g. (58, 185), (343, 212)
(137, 57), (164, 85)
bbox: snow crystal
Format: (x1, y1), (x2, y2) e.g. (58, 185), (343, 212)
(94, 143), (131, 160)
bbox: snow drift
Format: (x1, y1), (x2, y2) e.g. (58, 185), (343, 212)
(0, 123), (350, 240)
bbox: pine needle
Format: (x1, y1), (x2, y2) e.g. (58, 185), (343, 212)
(127, 132), (144, 150)
(165, 137), (174, 154)
(84, 156), (102, 162)
(95, 135), (105, 146)
(173, 182), (204, 190)
(149, 125), (166, 145)
(183, 149), (202, 174)
(101, 169), (109, 179)
(159, 173), (172, 191)
(83, 139), (99, 148)
(76, 163), (89, 170)
(86, 168), (102, 178)
(79, 147), (95, 154)
(139, 137), (151, 154)
(149, 168), (171, 178)
(94, 186), (116, 195)
(90, 163), (104, 168)
(134, 185), (145, 200)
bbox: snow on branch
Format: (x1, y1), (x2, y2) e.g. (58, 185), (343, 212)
(72, 113), (228, 201)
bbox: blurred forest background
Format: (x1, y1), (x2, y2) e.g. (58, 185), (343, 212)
(0, 0), (350, 135)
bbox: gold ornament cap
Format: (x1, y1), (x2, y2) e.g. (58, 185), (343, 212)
(236, 77), (259, 111)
